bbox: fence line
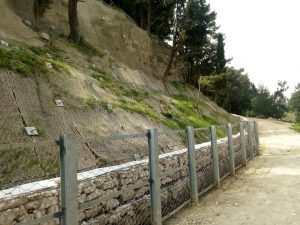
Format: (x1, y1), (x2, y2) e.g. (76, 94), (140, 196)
(0, 121), (259, 225)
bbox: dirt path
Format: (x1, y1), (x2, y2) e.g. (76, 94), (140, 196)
(166, 119), (300, 225)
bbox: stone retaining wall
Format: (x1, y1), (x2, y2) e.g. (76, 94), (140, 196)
(0, 134), (255, 225)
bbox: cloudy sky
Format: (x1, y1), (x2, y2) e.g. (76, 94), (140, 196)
(208, 0), (300, 97)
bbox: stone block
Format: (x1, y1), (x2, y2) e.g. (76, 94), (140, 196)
(103, 199), (119, 211)
(0, 209), (17, 224)
(0, 197), (28, 212)
(33, 209), (46, 219)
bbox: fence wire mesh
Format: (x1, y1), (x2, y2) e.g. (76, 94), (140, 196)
(0, 143), (61, 225)
(158, 130), (189, 218)
(159, 130), (190, 219)
(232, 124), (243, 168)
(216, 126), (230, 180)
(77, 134), (151, 225)
(194, 127), (211, 144)
(194, 128), (214, 194)
(244, 123), (251, 160)
(0, 120), (258, 225)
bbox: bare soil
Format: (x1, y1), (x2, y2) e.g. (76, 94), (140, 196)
(166, 119), (300, 225)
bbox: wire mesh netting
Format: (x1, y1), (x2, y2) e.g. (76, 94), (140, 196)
(0, 143), (61, 225)
(252, 122), (258, 155)
(158, 130), (190, 219)
(194, 128), (214, 194)
(244, 123), (251, 160)
(232, 124), (243, 168)
(216, 126), (230, 180)
(77, 134), (151, 225)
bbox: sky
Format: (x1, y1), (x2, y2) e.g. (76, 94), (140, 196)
(207, 0), (300, 97)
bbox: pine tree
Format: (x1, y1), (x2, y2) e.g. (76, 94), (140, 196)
(182, 0), (218, 84)
(289, 84), (300, 122)
(215, 33), (226, 74)
(151, 0), (177, 40)
(162, 0), (186, 82)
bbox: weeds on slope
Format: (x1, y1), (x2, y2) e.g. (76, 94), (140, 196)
(0, 44), (69, 77)
(86, 67), (229, 140)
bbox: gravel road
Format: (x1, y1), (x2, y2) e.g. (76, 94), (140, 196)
(165, 119), (300, 225)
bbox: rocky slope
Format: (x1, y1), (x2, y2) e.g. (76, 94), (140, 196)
(0, 0), (239, 184)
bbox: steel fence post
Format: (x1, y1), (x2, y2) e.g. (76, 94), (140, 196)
(186, 126), (198, 204)
(227, 124), (235, 176)
(210, 125), (220, 188)
(248, 121), (254, 159)
(254, 121), (260, 155)
(239, 122), (247, 166)
(60, 134), (79, 225)
(147, 129), (162, 225)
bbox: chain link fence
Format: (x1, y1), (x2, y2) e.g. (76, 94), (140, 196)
(77, 133), (151, 225)
(233, 124), (243, 168)
(0, 141), (61, 225)
(195, 128), (214, 195)
(217, 125), (231, 180)
(158, 130), (190, 220)
(0, 120), (259, 225)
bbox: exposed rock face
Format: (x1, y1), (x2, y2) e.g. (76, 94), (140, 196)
(0, 135), (255, 225)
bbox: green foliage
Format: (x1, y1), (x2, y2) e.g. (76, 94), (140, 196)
(171, 81), (194, 91)
(0, 46), (47, 77)
(123, 88), (149, 101)
(252, 81), (288, 119)
(115, 93), (221, 131)
(88, 67), (235, 132)
(91, 68), (150, 102)
(69, 40), (97, 57)
(0, 45), (69, 77)
(199, 67), (254, 115)
(272, 81), (288, 119)
(100, 100), (114, 112)
(150, 0), (177, 40)
(85, 96), (98, 109)
(170, 95), (219, 128)
(291, 123), (300, 133)
(289, 83), (300, 122)
(214, 33), (227, 74)
(91, 69), (125, 95)
(104, 0), (227, 84)
(104, 0), (149, 30)
(27, 116), (45, 136)
(251, 85), (273, 117)
(181, 0), (218, 84)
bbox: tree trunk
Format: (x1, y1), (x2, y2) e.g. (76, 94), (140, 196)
(147, 0), (151, 34)
(163, 46), (176, 82)
(33, 0), (38, 28)
(68, 0), (80, 42)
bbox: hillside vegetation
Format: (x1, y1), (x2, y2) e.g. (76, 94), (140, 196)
(0, 0), (240, 186)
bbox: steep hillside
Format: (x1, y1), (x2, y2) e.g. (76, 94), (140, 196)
(0, 0), (239, 184)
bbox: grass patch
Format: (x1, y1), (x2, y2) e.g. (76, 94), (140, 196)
(171, 81), (195, 91)
(91, 69), (124, 95)
(291, 123), (300, 132)
(99, 100), (113, 112)
(170, 95), (220, 128)
(0, 45), (69, 77)
(27, 116), (45, 136)
(85, 96), (98, 109)
(91, 68), (150, 101)
(89, 67), (236, 137)
(69, 40), (97, 57)
(0, 147), (59, 189)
